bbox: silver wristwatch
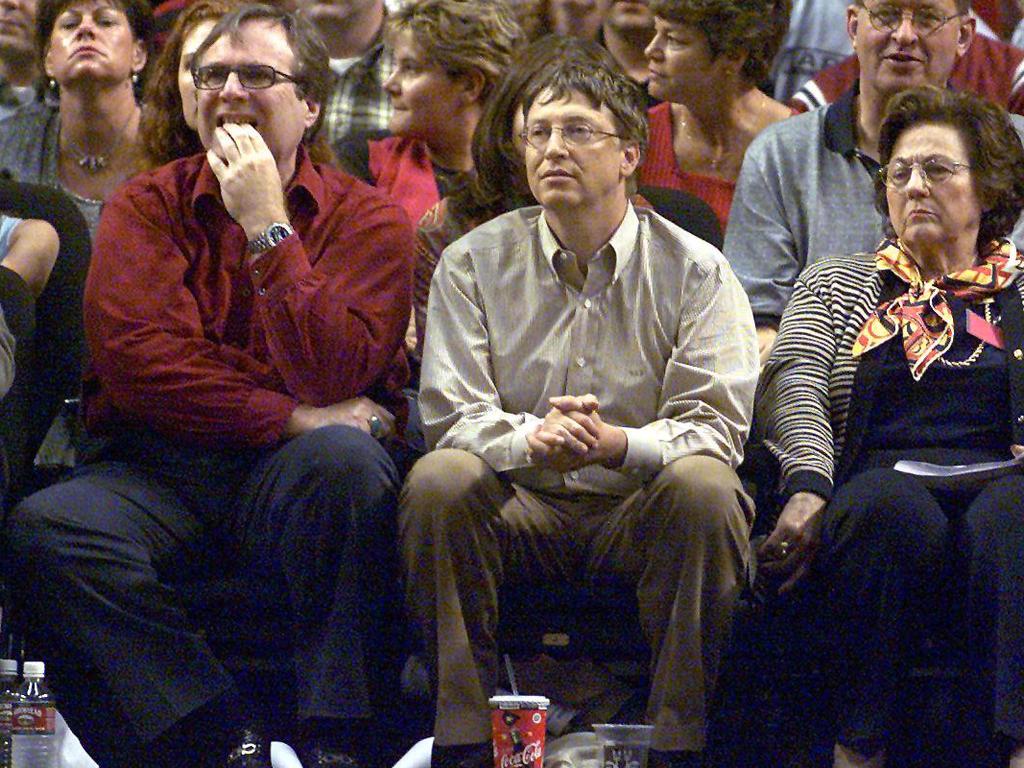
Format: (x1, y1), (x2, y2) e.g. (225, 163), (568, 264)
(247, 222), (294, 255)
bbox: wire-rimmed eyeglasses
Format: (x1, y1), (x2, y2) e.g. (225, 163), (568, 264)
(858, 2), (964, 36)
(519, 123), (622, 151)
(880, 156), (971, 189)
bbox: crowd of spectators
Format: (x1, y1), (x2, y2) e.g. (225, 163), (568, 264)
(0, 0), (1023, 768)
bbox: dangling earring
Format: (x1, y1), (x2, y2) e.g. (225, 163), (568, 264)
(47, 78), (57, 91)
(131, 72), (139, 85)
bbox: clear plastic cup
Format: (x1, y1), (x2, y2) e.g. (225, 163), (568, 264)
(591, 724), (655, 768)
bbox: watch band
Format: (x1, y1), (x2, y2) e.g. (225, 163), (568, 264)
(247, 222), (294, 255)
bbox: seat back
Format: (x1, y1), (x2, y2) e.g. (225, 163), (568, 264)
(0, 177), (91, 499)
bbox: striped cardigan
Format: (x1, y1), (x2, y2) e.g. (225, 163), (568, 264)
(755, 249), (1024, 502)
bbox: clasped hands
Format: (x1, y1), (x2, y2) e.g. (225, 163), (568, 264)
(525, 394), (627, 472)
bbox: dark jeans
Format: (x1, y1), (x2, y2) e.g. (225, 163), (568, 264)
(814, 468), (1024, 756)
(4, 424), (402, 765)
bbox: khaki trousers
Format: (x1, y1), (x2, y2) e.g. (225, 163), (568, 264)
(399, 449), (753, 752)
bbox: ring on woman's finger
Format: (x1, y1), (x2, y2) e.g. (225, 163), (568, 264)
(368, 414), (384, 439)
(778, 540), (791, 557)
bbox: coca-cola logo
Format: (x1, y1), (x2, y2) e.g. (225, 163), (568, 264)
(500, 740), (542, 768)
(14, 710), (40, 727)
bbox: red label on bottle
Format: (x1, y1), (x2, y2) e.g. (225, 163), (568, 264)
(10, 703), (55, 735)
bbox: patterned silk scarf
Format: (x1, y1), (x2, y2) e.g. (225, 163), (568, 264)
(852, 238), (1021, 380)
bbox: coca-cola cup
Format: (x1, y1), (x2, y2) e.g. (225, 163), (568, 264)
(489, 695), (549, 768)
(592, 724), (655, 768)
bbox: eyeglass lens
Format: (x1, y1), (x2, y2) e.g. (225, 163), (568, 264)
(865, 4), (954, 34)
(195, 64), (291, 89)
(885, 159), (961, 188)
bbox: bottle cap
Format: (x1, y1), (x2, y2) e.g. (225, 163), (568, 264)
(22, 661), (44, 678)
(0, 660), (15, 676)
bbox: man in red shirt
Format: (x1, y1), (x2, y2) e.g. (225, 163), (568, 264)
(5, 5), (414, 768)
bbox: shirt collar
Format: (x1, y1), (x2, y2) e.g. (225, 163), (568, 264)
(192, 143), (321, 217)
(537, 203), (639, 285)
(823, 82), (860, 158)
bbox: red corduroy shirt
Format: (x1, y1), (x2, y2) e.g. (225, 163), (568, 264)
(83, 146), (414, 448)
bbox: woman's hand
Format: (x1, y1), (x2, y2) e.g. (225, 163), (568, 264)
(757, 491), (827, 594)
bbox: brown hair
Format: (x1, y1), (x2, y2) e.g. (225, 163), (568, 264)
(36, 0), (153, 86)
(140, 0), (235, 168)
(874, 86), (1024, 245)
(191, 3), (331, 143)
(450, 35), (625, 225)
(386, 0), (524, 104)
(519, 44), (649, 158)
(649, 0), (790, 85)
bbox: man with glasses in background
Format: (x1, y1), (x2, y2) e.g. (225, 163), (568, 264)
(5, 4), (413, 768)
(400, 54), (759, 768)
(725, 0), (1024, 363)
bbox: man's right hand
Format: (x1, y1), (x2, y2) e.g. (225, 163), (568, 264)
(285, 397), (395, 438)
(206, 123), (289, 241)
(525, 404), (600, 471)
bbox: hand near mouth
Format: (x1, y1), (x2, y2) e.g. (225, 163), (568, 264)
(207, 122), (289, 245)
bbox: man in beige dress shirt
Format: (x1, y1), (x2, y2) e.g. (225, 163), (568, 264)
(400, 55), (760, 768)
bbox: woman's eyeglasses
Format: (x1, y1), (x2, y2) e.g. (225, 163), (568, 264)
(881, 156), (971, 190)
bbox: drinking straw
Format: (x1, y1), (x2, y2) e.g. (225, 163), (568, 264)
(504, 653), (519, 695)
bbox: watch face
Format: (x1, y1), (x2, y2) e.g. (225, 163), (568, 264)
(250, 223), (293, 254)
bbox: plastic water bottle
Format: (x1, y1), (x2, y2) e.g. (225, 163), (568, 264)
(0, 660), (19, 768)
(10, 662), (56, 768)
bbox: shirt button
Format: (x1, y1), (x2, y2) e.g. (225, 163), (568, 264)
(241, 287), (251, 297)
(583, 299), (592, 309)
(1014, 349), (1023, 360)
(576, 356), (586, 368)
(258, 287), (267, 296)
(252, 268), (261, 277)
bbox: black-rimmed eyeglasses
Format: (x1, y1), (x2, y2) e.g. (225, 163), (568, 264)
(192, 63), (302, 91)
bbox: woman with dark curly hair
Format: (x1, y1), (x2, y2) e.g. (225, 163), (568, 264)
(139, 0), (233, 168)
(641, 0), (792, 229)
(758, 86), (1024, 768)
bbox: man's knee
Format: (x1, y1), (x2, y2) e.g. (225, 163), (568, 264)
(281, 424), (399, 498)
(649, 456), (753, 540)
(6, 488), (65, 571)
(399, 449), (496, 539)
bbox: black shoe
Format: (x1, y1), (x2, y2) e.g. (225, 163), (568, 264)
(223, 725), (272, 768)
(431, 741), (491, 768)
(296, 743), (363, 767)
